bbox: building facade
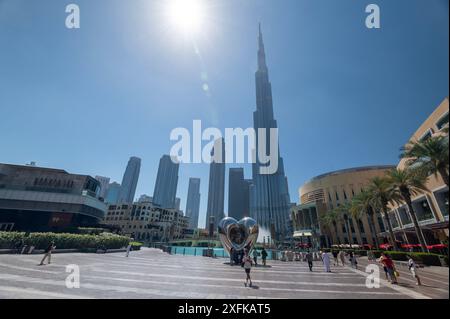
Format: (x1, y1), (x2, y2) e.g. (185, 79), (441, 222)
(95, 176), (110, 199)
(384, 98), (449, 245)
(105, 182), (121, 204)
(0, 163), (107, 232)
(152, 155), (179, 209)
(251, 25), (292, 242)
(185, 178), (201, 229)
(228, 168), (251, 221)
(205, 138), (225, 230)
(104, 202), (189, 242)
(294, 165), (395, 247)
(118, 157), (141, 204)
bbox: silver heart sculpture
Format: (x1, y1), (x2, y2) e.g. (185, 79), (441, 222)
(218, 217), (259, 254)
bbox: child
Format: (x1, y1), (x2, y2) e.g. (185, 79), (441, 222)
(408, 256), (422, 286)
(242, 253), (253, 287)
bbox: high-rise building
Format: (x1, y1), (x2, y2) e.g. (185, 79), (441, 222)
(205, 138), (225, 230)
(153, 155), (179, 209)
(251, 25), (292, 241)
(95, 176), (110, 199)
(118, 157), (141, 203)
(185, 178), (201, 229)
(175, 197), (181, 211)
(228, 168), (251, 221)
(105, 182), (121, 204)
(138, 194), (153, 203)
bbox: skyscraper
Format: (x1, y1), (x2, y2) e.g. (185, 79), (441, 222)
(95, 175), (110, 199)
(153, 155), (179, 209)
(104, 182), (121, 204)
(205, 138), (225, 230)
(118, 157), (141, 203)
(228, 168), (251, 221)
(185, 178), (201, 229)
(251, 25), (291, 241)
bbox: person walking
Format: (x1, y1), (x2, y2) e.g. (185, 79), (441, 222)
(332, 250), (339, 266)
(39, 241), (55, 265)
(407, 255), (422, 286)
(261, 248), (268, 267)
(125, 243), (132, 257)
(252, 249), (258, 266)
(379, 253), (398, 284)
(306, 251), (313, 271)
(349, 251), (358, 269)
(322, 250), (331, 272)
(242, 252), (253, 287)
(339, 250), (346, 266)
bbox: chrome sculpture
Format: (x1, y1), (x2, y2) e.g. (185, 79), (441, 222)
(218, 217), (259, 254)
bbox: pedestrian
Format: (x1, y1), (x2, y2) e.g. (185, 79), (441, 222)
(230, 248), (235, 265)
(322, 250), (331, 272)
(349, 251), (358, 269)
(261, 248), (268, 267)
(332, 250), (339, 266)
(242, 252), (253, 287)
(306, 251), (313, 271)
(379, 253), (398, 284)
(252, 249), (258, 266)
(125, 243), (132, 257)
(407, 255), (422, 286)
(339, 250), (346, 266)
(39, 241), (55, 265)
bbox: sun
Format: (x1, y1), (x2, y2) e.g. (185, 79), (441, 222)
(167, 0), (205, 36)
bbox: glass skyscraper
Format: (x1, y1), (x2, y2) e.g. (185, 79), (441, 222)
(205, 138), (225, 230)
(228, 168), (251, 221)
(153, 155), (179, 209)
(185, 178), (201, 229)
(251, 25), (291, 241)
(118, 157), (141, 204)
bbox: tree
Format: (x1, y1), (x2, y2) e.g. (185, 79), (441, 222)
(331, 204), (354, 245)
(387, 168), (430, 252)
(366, 177), (400, 250)
(401, 135), (449, 188)
(320, 209), (342, 245)
(349, 190), (380, 249)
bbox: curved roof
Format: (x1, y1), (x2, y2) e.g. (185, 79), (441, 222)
(305, 165), (395, 184)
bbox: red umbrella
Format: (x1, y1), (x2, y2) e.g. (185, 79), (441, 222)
(401, 244), (414, 249)
(429, 244), (448, 249)
(380, 244), (392, 249)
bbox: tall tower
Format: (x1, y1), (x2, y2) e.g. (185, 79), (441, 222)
(251, 24), (291, 241)
(185, 178), (201, 229)
(153, 155), (179, 209)
(118, 157), (141, 203)
(228, 168), (251, 221)
(205, 138), (225, 230)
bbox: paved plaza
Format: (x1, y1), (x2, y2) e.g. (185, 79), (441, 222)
(0, 248), (448, 299)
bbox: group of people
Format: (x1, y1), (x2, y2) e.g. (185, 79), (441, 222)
(377, 253), (422, 286)
(302, 250), (358, 273)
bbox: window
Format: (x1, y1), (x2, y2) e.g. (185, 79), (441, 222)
(436, 112), (449, 131)
(419, 129), (433, 142)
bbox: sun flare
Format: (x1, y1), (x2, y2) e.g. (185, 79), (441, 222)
(167, 0), (205, 35)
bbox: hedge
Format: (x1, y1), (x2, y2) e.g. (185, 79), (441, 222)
(0, 231), (130, 250)
(130, 242), (143, 251)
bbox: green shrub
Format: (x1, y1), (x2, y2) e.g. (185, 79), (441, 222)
(409, 252), (443, 266)
(130, 242), (143, 251)
(0, 231), (129, 250)
(0, 232), (26, 249)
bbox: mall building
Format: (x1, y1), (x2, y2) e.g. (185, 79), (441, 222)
(384, 98), (449, 245)
(0, 163), (107, 232)
(292, 98), (449, 248)
(104, 201), (190, 242)
(292, 166), (395, 248)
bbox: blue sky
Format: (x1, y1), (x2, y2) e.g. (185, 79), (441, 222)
(0, 0), (448, 228)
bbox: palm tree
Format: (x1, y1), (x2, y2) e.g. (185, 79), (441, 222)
(401, 135), (449, 188)
(320, 210), (341, 245)
(387, 168), (430, 252)
(366, 177), (400, 250)
(349, 190), (380, 249)
(331, 204), (354, 245)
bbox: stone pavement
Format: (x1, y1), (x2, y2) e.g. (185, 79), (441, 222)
(0, 248), (445, 299)
(353, 256), (449, 299)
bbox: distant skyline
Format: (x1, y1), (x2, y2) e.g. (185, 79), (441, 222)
(0, 0), (448, 228)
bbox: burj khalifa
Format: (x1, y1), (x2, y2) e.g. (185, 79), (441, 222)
(251, 25), (292, 242)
